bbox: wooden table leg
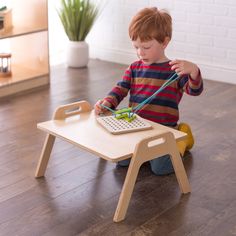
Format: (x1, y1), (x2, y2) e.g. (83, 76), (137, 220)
(113, 157), (142, 222)
(113, 132), (191, 222)
(169, 147), (191, 194)
(35, 134), (56, 178)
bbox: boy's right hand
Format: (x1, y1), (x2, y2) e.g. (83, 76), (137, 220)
(94, 99), (112, 115)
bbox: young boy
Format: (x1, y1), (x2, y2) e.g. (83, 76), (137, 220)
(94, 7), (203, 175)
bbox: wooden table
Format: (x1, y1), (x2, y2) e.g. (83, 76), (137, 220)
(35, 100), (191, 222)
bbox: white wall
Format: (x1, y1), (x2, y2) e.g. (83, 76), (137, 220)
(48, 0), (68, 65)
(49, 0), (236, 84)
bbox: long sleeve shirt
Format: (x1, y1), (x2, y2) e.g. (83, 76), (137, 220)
(104, 60), (203, 127)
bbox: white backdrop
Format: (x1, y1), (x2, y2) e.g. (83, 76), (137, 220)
(49, 0), (236, 84)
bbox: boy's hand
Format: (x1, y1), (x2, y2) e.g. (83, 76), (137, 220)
(94, 99), (112, 115)
(169, 59), (199, 80)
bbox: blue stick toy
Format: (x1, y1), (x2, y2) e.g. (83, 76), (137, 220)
(100, 72), (179, 121)
(132, 73), (179, 113)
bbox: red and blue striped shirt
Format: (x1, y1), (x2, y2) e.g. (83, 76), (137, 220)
(104, 60), (203, 127)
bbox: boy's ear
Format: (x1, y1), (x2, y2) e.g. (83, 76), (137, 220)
(162, 37), (170, 49)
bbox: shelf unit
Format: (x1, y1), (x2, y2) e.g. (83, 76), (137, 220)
(0, 0), (49, 98)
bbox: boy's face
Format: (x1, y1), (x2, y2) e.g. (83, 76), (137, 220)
(132, 38), (168, 64)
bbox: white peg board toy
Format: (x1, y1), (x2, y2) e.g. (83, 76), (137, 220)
(96, 115), (152, 134)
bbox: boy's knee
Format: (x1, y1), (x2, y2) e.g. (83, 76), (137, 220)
(150, 165), (174, 175)
(117, 158), (131, 167)
(150, 155), (174, 176)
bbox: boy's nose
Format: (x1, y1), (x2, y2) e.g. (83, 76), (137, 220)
(138, 48), (145, 57)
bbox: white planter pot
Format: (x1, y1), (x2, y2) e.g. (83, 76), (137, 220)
(66, 41), (89, 68)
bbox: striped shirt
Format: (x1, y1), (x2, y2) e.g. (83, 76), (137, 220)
(104, 60), (203, 127)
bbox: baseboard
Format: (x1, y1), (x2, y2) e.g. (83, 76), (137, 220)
(197, 63), (236, 84)
(90, 47), (236, 85)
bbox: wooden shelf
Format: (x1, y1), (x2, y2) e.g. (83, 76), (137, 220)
(0, 64), (48, 86)
(0, 0), (49, 98)
(0, 75), (49, 98)
(0, 25), (48, 39)
(0, 63), (49, 98)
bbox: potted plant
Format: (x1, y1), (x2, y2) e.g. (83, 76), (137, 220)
(57, 0), (100, 67)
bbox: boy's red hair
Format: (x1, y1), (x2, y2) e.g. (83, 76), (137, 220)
(129, 7), (172, 43)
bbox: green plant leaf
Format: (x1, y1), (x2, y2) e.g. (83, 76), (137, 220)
(57, 0), (101, 41)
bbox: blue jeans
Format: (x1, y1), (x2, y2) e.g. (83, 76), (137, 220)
(117, 154), (174, 176)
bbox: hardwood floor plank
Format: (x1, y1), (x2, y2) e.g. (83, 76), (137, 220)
(0, 59), (236, 235)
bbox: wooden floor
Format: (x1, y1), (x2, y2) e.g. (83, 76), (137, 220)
(0, 59), (236, 236)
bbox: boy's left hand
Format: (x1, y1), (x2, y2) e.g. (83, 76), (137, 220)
(169, 59), (199, 80)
